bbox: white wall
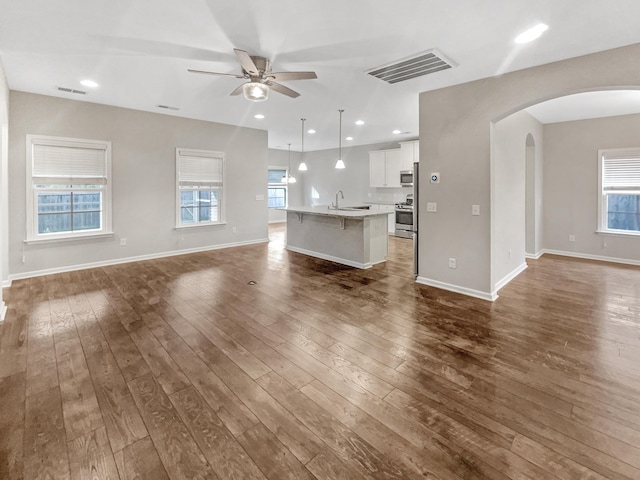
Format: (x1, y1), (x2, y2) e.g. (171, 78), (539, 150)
(419, 42), (640, 299)
(543, 113), (640, 263)
(9, 91), (269, 279)
(491, 110), (543, 291)
(0, 58), (8, 319)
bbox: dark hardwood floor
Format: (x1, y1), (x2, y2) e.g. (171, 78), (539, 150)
(1, 223), (640, 479)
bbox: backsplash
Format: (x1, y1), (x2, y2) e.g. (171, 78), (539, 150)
(365, 186), (413, 204)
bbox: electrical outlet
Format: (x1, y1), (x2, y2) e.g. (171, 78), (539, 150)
(232, 227), (237, 234)
(120, 238), (127, 246)
(448, 257), (456, 269)
(569, 235), (575, 242)
(255, 194), (264, 201)
(472, 204), (480, 216)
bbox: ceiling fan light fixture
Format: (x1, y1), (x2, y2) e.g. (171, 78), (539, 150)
(243, 82), (269, 102)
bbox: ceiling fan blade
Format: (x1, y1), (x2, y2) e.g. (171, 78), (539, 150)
(229, 84), (245, 96)
(269, 71), (317, 81)
(265, 81), (300, 98)
(234, 48), (259, 75)
(188, 69), (244, 78)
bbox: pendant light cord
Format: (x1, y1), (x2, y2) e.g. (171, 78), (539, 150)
(338, 109), (343, 159)
(301, 118), (305, 162)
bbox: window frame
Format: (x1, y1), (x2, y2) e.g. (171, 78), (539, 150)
(25, 134), (113, 243)
(267, 167), (288, 209)
(175, 147), (226, 229)
(597, 147), (640, 236)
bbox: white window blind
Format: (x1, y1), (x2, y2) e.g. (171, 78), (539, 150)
(26, 134), (112, 242)
(602, 156), (640, 192)
(32, 143), (108, 184)
(177, 150), (223, 186)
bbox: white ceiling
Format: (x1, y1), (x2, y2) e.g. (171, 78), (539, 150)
(2, 0), (640, 151)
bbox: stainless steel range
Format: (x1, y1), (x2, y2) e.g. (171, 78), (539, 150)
(394, 194), (413, 239)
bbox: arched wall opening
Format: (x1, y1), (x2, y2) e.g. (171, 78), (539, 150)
(418, 42), (640, 300)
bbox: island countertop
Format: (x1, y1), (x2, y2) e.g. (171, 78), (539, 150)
(282, 205), (391, 218)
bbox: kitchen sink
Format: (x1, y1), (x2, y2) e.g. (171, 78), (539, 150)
(328, 205), (371, 211)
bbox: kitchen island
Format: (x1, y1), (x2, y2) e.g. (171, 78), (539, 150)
(283, 205), (390, 269)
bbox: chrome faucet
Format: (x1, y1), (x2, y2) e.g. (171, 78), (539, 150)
(334, 190), (344, 209)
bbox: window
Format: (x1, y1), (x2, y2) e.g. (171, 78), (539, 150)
(26, 135), (112, 242)
(598, 148), (640, 235)
(176, 148), (225, 227)
(268, 168), (287, 209)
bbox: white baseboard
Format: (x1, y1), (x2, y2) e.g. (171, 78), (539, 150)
(5, 238), (269, 285)
(540, 249), (640, 267)
(415, 276), (497, 301)
(286, 245), (373, 269)
(0, 302), (6, 322)
(493, 262), (528, 295)
(525, 250), (544, 260)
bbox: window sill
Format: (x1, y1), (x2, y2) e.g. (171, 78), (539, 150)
(595, 230), (640, 238)
(174, 222), (227, 230)
(25, 232), (114, 245)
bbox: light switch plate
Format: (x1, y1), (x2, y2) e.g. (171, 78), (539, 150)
(426, 202), (437, 212)
(255, 194), (264, 201)
(472, 204), (480, 216)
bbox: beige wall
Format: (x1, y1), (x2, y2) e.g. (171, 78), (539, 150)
(267, 148), (304, 223)
(491, 110), (543, 291)
(300, 141), (409, 208)
(0, 58), (8, 318)
(9, 91), (269, 279)
(418, 43), (640, 299)
(543, 113), (640, 263)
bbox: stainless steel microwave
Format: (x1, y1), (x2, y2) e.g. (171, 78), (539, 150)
(400, 170), (413, 186)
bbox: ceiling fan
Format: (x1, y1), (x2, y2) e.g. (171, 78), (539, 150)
(188, 48), (317, 102)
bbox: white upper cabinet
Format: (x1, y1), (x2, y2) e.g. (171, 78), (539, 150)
(400, 140), (419, 171)
(369, 149), (402, 188)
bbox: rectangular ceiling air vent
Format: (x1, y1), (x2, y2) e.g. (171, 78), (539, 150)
(57, 87), (87, 95)
(367, 50), (454, 84)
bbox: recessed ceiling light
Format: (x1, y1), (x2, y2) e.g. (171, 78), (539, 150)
(355, 120), (365, 126)
(346, 136), (354, 141)
(80, 79), (99, 88)
(515, 23), (549, 44)
(254, 114), (265, 119)
(392, 129), (401, 134)
(307, 129), (316, 134)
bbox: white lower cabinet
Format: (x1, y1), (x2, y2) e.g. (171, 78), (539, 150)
(368, 203), (395, 233)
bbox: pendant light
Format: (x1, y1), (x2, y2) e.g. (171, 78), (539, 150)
(282, 143), (296, 184)
(298, 118), (308, 171)
(335, 109), (346, 169)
